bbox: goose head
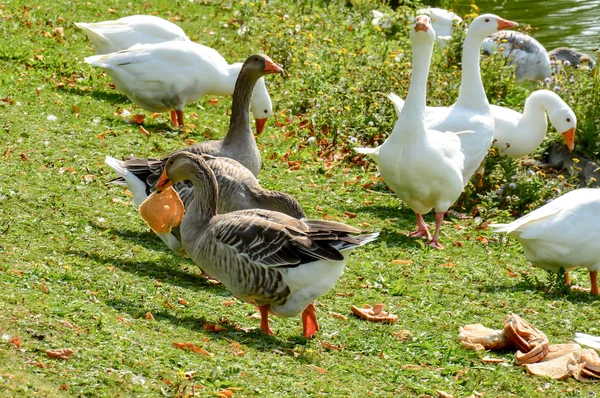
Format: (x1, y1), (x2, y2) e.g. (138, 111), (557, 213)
(548, 107), (577, 152)
(466, 14), (518, 40)
(241, 54), (283, 135)
(155, 151), (213, 192)
(411, 15), (436, 43)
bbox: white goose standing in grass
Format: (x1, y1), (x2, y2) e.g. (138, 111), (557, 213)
(360, 15), (519, 186)
(75, 15), (190, 54)
(84, 43), (275, 130)
(359, 16), (468, 249)
(490, 188), (600, 295)
(105, 153), (306, 254)
(153, 151), (379, 337)
(491, 89), (576, 158)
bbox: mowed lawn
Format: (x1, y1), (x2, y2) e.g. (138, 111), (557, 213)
(1, 0), (598, 396)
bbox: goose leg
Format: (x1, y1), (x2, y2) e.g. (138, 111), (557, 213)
(301, 303), (319, 338)
(258, 304), (273, 335)
(427, 212), (445, 249)
(176, 110), (185, 127)
(564, 272), (571, 286)
(591, 271), (598, 295)
(409, 213), (431, 240)
(170, 110), (178, 127)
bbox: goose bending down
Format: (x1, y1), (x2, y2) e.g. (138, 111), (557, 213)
(416, 7), (462, 47)
(490, 188), (600, 295)
(85, 44), (275, 131)
(482, 30), (551, 81)
(359, 15), (518, 189)
(360, 16), (469, 249)
(75, 15), (189, 54)
(386, 89), (576, 159)
(154, 151), (379, 337)
(548, 47), (596, 70)
(105, 153), (305, 254)
(491, 90), (576, 157)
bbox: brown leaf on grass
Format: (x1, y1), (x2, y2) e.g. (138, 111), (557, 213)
(392, 330), (413, 341)
(58, 384), (68, 390)
(217, 389), (233, 397)
(42, 32), (52, 38)
(61, 321), (75, 329)
(20, 153), (30, 161)
(178, 299), (189, 305)
(27, 361), (45, 368)
(207, 98), (219, 105)
(329, 312), (348, 321)
(71, 105), (80, 116)
(131, 114), (145, 124)
(7, 269), (24, 276)
(82, 174), (94, 183)
(10, 337), (21, 347)
(184, 371), (197, 379)
(204, 324), (226, 333)
(139, 126), (150, 137)
(481, 356), (507, 364)
(453, 241), (464, 247)
(1, 97), (14, 104)
(436, 390), (454, 398)
(116, 316), (129, 324)
(172, 342), (214, 356)
(161, 379), (173, 386)
(476, 236), (489, 245)
(343, 211), (357, 219)
(97, 133), (106, 139)
(321, 341), (344, 351)
(150, 112), (162, 119)
(144, 312), (155, 320)
(58, 166), (76, 174)
(53, 27), (64, 38)
(308, 364), (328, 374)
(222, 300), (236, 307)
(506, 267), (518, 277)
(46, 348), (73, 360)
(391, 259), (413, 265)
(440, 261), (455, 268)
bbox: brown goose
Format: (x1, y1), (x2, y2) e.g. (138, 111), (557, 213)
(105, 153), (306, 254)
(154, 151), (379, 337)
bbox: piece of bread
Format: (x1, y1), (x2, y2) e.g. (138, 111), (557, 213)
(139, 186), (185, 233)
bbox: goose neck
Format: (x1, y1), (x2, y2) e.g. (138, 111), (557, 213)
(456, 34), (489, 109)
(183, 163), (219, 228)
(519, 91), (550, 135)
(222, 68), (257, 147)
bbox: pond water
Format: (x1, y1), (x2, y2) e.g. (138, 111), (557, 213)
(445, 0), (600, 55)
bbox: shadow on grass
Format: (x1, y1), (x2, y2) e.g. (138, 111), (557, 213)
(68, 249), (224, 294)
(89, 220), (181, 256)
(479, 280), (600, 304)
(60, 86), (129, 104)
(103, 296), (315, 351)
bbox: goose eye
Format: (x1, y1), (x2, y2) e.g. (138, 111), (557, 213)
(264, 109), (268, 114)
(169, 161), (174, 165)
(485, 18), (490, 22)
(255, 57), (259, 61)
(567, 118), (571, 122)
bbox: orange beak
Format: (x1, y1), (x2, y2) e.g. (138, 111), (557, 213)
(255, 118), (267, 135)
(264, 58), (283, 74)
(155, 169), (174, 193)
(497, 17), (519, 31)
(414, 16), (428, 32)
(561, 127), (575, 152)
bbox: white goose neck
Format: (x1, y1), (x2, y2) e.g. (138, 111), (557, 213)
(456, 33), (489, 109)
(519, 91), (551, 136)
(390, 36), (434, 138)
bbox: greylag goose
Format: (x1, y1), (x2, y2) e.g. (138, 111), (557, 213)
(85, 45), (276, 131)
(482, 30), (551, 81)
(154, 151), (379, 337)
(75, 15), (189, 54)
(548, 47), (596, 70)
(490, 188), (600, 295)
(105, 153), (305, 254)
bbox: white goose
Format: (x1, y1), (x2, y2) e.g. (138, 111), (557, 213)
(491, 90), (576, 158)
(75, 15), (189, 54)
(154, 151), (379, 337)
(361, 16), (468, 249)
(416, 7), (462, 47)
(359, 15), (518, 187)
(84, 41), (274, 130)
(482, 30), (551, 81)
(490, 188), (600, 295)
(386, 89), (577, 159)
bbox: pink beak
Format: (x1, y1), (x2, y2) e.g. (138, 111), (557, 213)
(255, 118), (267, 135)
(497, 17), (519, 31)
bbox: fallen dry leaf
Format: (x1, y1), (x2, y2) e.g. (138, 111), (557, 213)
(139, 126), (150, 137)
(222, 300), (236, 307)
(476, 236), (489, 245)
(391, 259), (413, 265)
(207, 98), (219, 105)
(217, 389), (233, 397)
(321, 341), (344, 351)
(436, 390), (454, 398)
(178, 299), (189, 305)
(130, 114), (145, 124)
(144, 312), (155, 320)
(172, 342), (214, 356)
(308, 364), (328, 374)
(10, 337), (21, 348)
(344, 211), (357, 218)
(329, 312), (348, 321)
(46, 348), (73, 360)
(27, 361), (45, 368)
(481, 356), (507, 364)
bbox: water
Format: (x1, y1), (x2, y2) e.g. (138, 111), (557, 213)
(445, 0), (600, 55)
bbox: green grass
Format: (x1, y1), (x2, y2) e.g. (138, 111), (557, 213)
(1, 0), (599, 396)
